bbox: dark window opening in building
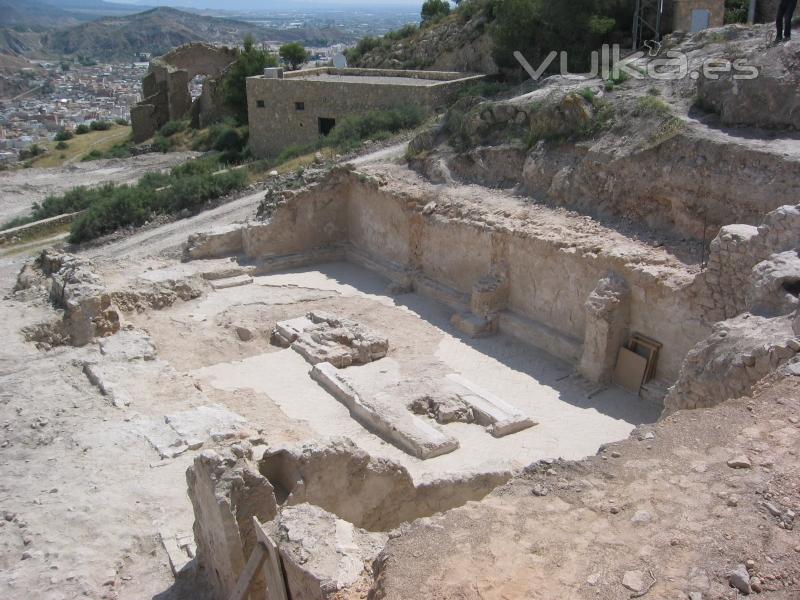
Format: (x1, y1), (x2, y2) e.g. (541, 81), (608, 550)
(318, 117), (336, 136)
(295, 101), (305, 111)
(256, 100), (265, 108)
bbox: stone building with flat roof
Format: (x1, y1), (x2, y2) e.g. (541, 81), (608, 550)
(671, 0), (725, 32)
(246, 67), (484, 158)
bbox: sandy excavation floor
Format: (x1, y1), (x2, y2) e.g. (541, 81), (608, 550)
(129, 261), (660, 482)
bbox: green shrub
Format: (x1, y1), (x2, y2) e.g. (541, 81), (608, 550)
(724, 0), (749, 23)
(326, 105), (426, 151)
(75, 124), (90, 135)
(90, 121), (112, 131)
(634, 95), (670, 117)
(114, 117), (129, 126)
(81, 149), (104, 161)
(421, 0), (451, 23)
(457, 81), (512, 100)
(54, 130), (74, 142)
(492, 0), (632, 74)
(221, 35), (278, 123)
(153, 134), (174, 153)
(158, 120), (186, 138)
(55, 141), (69, 150)
(65, 160), (247, 243)
(19, 144), (44, 160)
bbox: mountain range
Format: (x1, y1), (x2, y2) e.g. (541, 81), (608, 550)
(0, 3), (353, 62)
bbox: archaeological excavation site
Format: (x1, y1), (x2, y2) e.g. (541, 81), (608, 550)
(1, 16), (799, 600)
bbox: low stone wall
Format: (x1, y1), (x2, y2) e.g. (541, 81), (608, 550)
(0, 211), (82, 246)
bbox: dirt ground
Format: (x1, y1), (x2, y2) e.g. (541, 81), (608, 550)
(370, 376), (800, 600)
(0, 152), (199, 224)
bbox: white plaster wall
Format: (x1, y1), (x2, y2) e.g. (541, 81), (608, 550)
(420, 219), (492, 293)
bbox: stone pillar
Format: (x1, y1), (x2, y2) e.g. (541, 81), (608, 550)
(578, 272), (630, 384)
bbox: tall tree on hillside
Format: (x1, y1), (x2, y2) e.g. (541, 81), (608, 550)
(279, 42), (310, 71)
(421, 0), (451, 23)
(220, 35), (277, 123)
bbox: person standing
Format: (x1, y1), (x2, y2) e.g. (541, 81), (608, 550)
(776, 0), (798, 42)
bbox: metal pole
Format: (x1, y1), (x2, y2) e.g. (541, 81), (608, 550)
(748, 0), (757, 24)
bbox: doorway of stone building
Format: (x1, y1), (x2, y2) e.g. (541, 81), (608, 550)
(318, 117), (336, 136)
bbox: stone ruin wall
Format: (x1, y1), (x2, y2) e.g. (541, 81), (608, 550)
(186, 170), (708, 385)
(131, 43), (238, 143)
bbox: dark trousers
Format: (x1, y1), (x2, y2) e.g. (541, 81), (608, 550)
(777, 0), (798, 38)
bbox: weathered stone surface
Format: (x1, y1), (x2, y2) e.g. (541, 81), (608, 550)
(697, 41), (800, 130)
(260, 438), (510, 531)
(275, 312), (389, 368)
(579, 272), (630, 384)
(187, 449), (278, 600)
(271, 503), (387, 600)
(311, 362), (459, 460)
(747, 251), (800, 317)
(131, 43), (238, 142)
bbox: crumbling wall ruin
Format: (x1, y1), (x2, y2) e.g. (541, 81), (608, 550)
(131, 43), (238, 143)
(16, 250), (121, 347)
(186, 438), (510, 600)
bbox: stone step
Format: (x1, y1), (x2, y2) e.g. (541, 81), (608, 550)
(210, 274), (254, 290)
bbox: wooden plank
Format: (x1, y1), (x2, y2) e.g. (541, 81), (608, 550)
(254, 517), (289, 600)
(613, 347), (648, 394)
(629, 334), (661, 382)
(228, 542), (267, 600)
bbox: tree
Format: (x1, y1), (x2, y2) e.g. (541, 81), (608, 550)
(279, 42), (309, 71)
(491, 0), (631, 73)
(421, 0), (451, 22)
(220, 35), (278, 123)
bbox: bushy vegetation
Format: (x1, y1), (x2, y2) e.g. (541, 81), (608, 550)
(75, 124), (90, 135)
(457, 80), (513, 100)
(89, 120), (112, 131)
(279, 42), (309, 70)
(191, 120), (250, 164)
(26, 157), (249, 244)
(276, 105), (426, 162)
(55, 141), (69, 150)
(634, 95), (671, 117)
(19, 144), (44, 160)
(492, 0), (632, 73)
(221, 35), (278, 123)
(421, 0), (452, 23)
(724, 0), (749, 23)
(158, 120), (187, 138)
(54, 130), (74, 142)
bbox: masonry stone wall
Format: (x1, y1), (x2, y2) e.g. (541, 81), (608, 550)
(691, 205), (800, 322)
(131, 43), (238, 143)
(246, 68), (484, 158)
(672, 0), (725, 31)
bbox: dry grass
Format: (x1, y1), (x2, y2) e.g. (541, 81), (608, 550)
(31, 125), (132, 168)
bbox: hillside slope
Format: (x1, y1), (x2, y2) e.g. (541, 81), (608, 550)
(42, 6), (351, 62)
(349, 6), (498, 74)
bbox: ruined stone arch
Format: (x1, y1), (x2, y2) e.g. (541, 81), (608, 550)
(130, 43), (239, 143)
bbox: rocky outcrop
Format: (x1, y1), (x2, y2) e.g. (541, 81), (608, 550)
(18, 250), (121, 347)
(663, 312), (799, 412)
(697, 40), (800, 130)
(350, 7), (498, 74)
(269, 504), (387, 600)
(186, 446), (278, 600)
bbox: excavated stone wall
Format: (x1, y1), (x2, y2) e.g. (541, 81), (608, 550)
(186, 169), (705, 384)
(187, 438), (509, 600)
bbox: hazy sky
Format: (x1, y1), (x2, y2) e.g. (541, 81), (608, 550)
(101, 0), (424, 6)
